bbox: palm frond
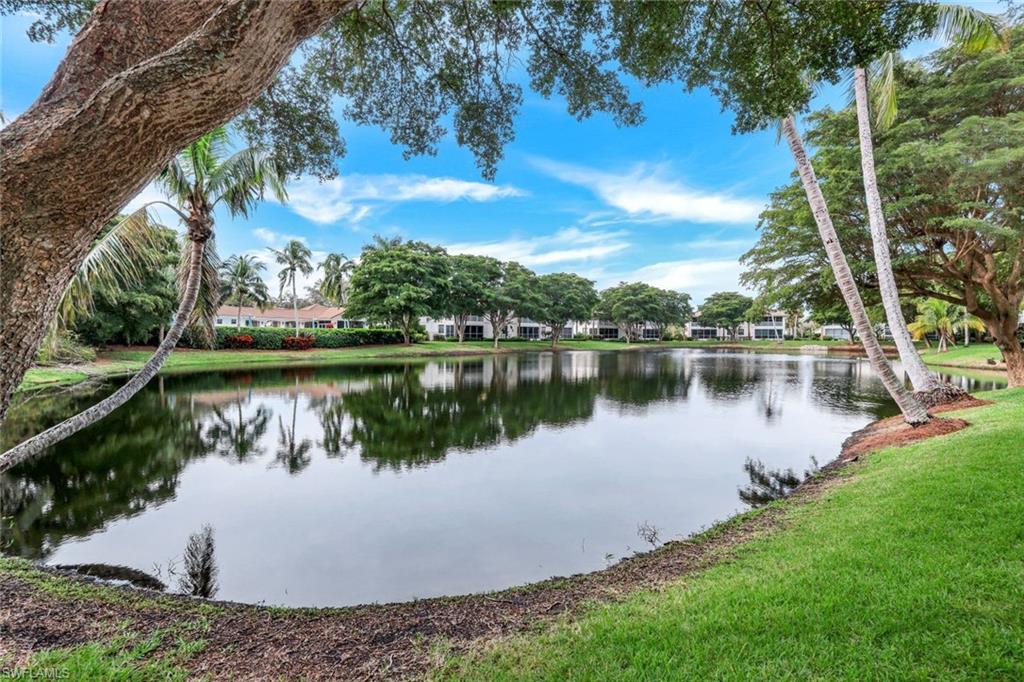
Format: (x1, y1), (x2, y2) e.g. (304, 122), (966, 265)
(160, 157), (193, 206)
(53, 209), (167, 333)
(178, 235), (223, 347)
(868, 52), (899, 131)
(209, 147), (287, 218)
(936, 4), (1005, 54)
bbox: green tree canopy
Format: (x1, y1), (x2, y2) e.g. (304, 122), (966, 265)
(347, 237), (451, 344)
(699, 292), (754, 339)
(479, 260), (539, 348)
(534, 273), (599, 348)
(444, 254), (500, 343)
(743, 25), (1024, 380)
(595, 282), (666, 342)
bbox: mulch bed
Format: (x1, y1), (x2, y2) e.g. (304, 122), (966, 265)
(0, 397), (993, 680)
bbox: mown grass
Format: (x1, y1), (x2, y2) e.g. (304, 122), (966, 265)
(6, 618), (208, 681)
(919, 343), (1004, 370)
(439, 389), (1024, 680)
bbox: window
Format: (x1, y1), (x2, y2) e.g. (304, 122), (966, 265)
(755, 328), (783, 339)
(598, 327), (619, 340)
(520, 326), (539, 339)
(216, 318), (223, 325)
(444, 324), (455, 338)
(691, 327), (717, 339)
(562, 327), (573, 339)
(465, 325), (484, 340)
(230, 318), (237, 325)
(642, 328), (659, 339)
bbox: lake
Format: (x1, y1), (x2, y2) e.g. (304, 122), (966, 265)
(0, 349), (1004, 607)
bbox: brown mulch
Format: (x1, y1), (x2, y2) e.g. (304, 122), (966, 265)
(0, 397), (994, 680)
(838, 397), (991, 461)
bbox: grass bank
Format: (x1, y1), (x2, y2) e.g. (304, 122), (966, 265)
(439, 388), (1024, 680)
(1, 390), (1020, 679)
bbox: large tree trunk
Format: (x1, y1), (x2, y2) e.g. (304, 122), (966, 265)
(292, 276), (299, 332)
(1001, 336), (1024, 387)
(0, 228), (210, 473)
(0, 0), (350, 426)
(853, 67), (943, 394)
(782, 116), (929, 425)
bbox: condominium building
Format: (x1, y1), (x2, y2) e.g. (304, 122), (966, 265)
(215, 304), (364, 329)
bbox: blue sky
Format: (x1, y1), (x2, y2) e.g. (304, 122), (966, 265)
(1, 4), (1002, 304)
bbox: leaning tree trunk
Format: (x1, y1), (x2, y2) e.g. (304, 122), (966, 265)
(0, 0), (350, 427)
(0, 224), (211, 473)
(853, 67), (944, 395)
(782, 116), (929, 425)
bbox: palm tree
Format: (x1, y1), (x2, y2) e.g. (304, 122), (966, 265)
(850, 5), (1002, 395)
(0, 128), (286, 473)
(780, 116), (929, 425)
(220, 254), (270, 329)
(270, 240), (314, 332)
(318, 252), (355, 306)
(908, 299), (986, 353)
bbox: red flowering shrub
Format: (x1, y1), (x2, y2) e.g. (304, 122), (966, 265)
(282, 335), (315, 350)
(224, 334), (254, 349)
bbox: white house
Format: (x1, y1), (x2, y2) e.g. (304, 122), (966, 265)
(215, 304), (365, 329)
(684, 310), (788, 340)
(420, 316), (561, 340)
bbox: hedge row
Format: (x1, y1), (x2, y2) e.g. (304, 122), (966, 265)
(181, 326), (406, 350)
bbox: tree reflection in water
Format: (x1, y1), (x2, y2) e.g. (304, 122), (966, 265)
(0, 351), (916, 567)
(738, 457), (819, 507)
(177, 524), (218, 599)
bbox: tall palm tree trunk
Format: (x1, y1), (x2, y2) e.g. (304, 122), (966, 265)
(782, 116), (929, 425)
(853, 67), (943, 394)
(292, 274), (299, 332)
(0, 228), (210, 473)
(237, 299), (243, 330)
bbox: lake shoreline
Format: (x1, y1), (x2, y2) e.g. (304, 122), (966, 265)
(18, 338), (1002, 394)
(0, 395), (993, 680)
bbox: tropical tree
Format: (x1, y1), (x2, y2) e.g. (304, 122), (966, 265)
(780, 115), (929, 424)
(652, 289), (694, 341)
(220, 254), (270, 329)
(346, 237), (450, 345)
(908, 299), (987, 353)
(480, 261), (539, 349)
(748, 29), (1023, 387)
(269, 240), (314, 332)
(0, 128), (286, 473)
(318, 253), (355, 306)
(446, 254), (498, 343)
(849, 4), (1003, 395)
(594, 282), (664, 343)
(533, 273), (599, 348)
(699, 292), (754, 341)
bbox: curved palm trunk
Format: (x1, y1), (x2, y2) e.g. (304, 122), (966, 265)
(0, 234), (208, 473)
(853, 67), (942, 393)
(782, 116), (929, 425)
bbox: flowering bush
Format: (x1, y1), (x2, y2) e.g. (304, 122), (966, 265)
(282, 335), (315, 350)
(224, 334), (254, 349)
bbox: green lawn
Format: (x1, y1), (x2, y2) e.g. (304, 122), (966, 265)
(440, 389), (1024, 680)
(919, 343), (1004, 370)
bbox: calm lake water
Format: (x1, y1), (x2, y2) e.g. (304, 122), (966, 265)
(0, 350), (1005, 607)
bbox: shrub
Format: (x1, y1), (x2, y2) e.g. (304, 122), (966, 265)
(36, 330), (97, 365)
(224, 334), (254, 349)
(282, 335), (316, 350)
(180, 326), (406, 350)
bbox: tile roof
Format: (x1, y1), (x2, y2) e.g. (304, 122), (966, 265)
(216, 304), (347, 320)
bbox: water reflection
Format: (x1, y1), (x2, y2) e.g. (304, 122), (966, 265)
(0, 350), (1004, 607)
(178, 524), (219, 599)
(738, 457), (816, 507)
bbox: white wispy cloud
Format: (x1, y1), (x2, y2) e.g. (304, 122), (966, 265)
(623, 258), (752, 304)
(446, 227), (630, 270)
(283, 174), (525, 225)
(531, 158), (762, 225)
